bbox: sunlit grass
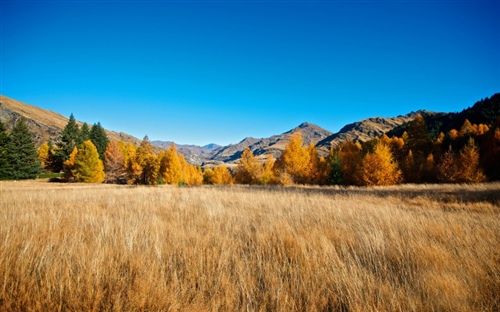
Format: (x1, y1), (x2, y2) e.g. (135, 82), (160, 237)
(1, 181), (499, 311)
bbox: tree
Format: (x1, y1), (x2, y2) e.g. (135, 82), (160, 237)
(406, 114), (432, 155)
(361, 143), (402, 186)
(90, 122), (109, 160)
(63, 147), (78, 182)
(38, 142), (53, 171)
(79, 122), (91, 146)
(338, 140), (363, 185)
(159, 143), (183, 185)
(234, 147), (261, 184)
(276, 132), (310, 184)
(0, 120), (11, 179)
(259, 156), (276, 185)
(72, 140), (105, 183)
(131, 136), (158, 185)
(456, 138), (486, 183)
(213, 165), (233, 184)
(327, 147), (343, 185)
(104, 140), (127, 184)
(57, 113), (80, 161)
(4, 119), (42, 179)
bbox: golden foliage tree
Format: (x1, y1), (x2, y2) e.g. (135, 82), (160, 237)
(72, 140), (105, 183)
(234, 147), (262, 184)
(259, 156), (276, 185)
(361, 143), (402, 186)
(160, 143), (183, 185)
(276, 132), (310, 184)
(456, 138), (486, 183)
(104, 140), (127, 184)
(338, 140), (363, 185)
(179, 154), (203, 185)
(63, 147), (78, 182)
(128, 136), (158, 185)
(207, 165), (233, 185)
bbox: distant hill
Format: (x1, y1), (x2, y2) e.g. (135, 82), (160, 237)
(387, 93), (500, 138)
(315, 111), (430, 155)
(208, 122), (333, 164)
(0, 95), (142, 146)
(151, 141), (222, 165)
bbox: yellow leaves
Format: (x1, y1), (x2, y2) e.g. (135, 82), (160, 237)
(71, 140), (105, 183)
(160, 143), (182, 185)
(361, 143), (402, 186)
(204, 165), (233, 185)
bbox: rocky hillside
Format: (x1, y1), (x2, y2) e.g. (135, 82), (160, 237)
(0, 95), (141, 146)
(315, 111), (429, 154)
(207, 122), (333, 164)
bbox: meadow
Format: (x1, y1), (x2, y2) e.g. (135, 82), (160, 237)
(1, 181), (499, 311)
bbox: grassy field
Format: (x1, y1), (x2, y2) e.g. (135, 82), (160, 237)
(1, 181), (499, 311)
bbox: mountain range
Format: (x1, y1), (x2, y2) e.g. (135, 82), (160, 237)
(1, 93), (498, 166)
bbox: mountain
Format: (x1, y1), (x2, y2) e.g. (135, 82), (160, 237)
(151, 141), (222, 165)
(386, 93), (500, 138)
(207, 122), (333, 164)
(315, 111), (430, 154)
(0, 95), (141, 146)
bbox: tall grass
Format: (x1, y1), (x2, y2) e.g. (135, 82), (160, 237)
(1, 181), (499, 311)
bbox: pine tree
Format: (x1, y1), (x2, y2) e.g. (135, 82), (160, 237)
(57, 113), (80, 161)
(90, 122), (109, 160)
(4, 119), (42, 179)
(79, 122), (91, 145)
(327, 147), (343, 185)
(73, 140), (105, 183)
(104, 140), (127, 184)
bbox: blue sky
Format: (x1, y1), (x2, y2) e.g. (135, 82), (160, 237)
(1, 1), (499, 146)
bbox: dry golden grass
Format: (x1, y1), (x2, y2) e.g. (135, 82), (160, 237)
(1, 181), (499, 311)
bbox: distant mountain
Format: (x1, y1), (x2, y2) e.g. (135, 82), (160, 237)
(151, 140), (222, 165)
(0, 95), (141, 146)
(315, 111), (430, 155)
(387, 93), (500, 138)
(208, 122), (333, 164)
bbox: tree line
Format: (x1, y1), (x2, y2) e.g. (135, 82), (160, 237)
(1, 113), (499, 185)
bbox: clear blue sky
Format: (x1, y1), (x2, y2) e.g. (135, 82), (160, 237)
(1, 1), (499, 146)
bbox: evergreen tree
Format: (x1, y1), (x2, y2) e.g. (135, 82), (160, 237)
(4, 119), (42, 179)
(57, 113), (80, 161)
(73, 140), (105, 183)
(0, 120), (11, 179)
(90, 122), (109, 160)
(79, 122), (91, 145)
(327, 147), (343, 185)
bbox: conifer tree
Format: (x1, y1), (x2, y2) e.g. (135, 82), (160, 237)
(456, 138), (486, 183)
(79, 122), (91, 145)
(234, 147), (261, 184)
(73, 140), (105, 183)
(57, 113), (80, 161)
(277, 132), (310, 184)
(64, 147), (78, 182)
(361, 142), (402, 186)
(90, 122), (109, 160)
(104, 140), (127, 184)
(159, 143), (183, 185)
(4, 119), (42, 179)
(327, 147), (343, 185)
(0, 120), (11, 179)
(214, 164), (233, 184)
(338, 140), (363, 185)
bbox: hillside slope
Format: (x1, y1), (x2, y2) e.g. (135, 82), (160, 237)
(0, 95), (141, 146)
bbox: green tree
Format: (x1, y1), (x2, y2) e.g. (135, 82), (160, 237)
(57, 113), (80, 161)
(90, 122), (109, 160)
(0, 120), (12, 179)
(4, 119), (42, 179)
(327, 147), (343, 185)
(79, 122), (91, 145)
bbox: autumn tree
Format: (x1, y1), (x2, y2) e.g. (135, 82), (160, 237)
(456, 138), (486, 183)
(361, 142), (402, 186)
(72, 140), (105, 183)
(259, 156), (277, 185)
(481, 119), (500, 180)
(214, 165), (233, 184)
(130, 136), (158, 185)
(234, 147), (262, 184)
(338, 140), (363, 185)
(104, 140), (127, 184)
(437, 147), (458, 183)
(327, 147), (343, 185)
(3, 118), (42, 179)
(159, 143), (183, 185)
(275, 132), (310, 184)
(178, 154), (203, 185)
(63, 147), (78, 182)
